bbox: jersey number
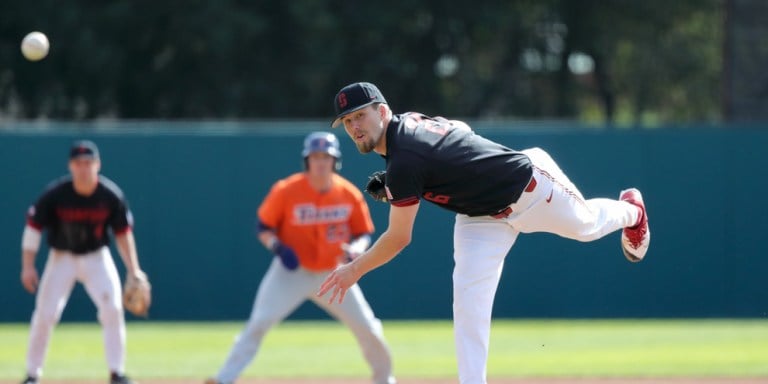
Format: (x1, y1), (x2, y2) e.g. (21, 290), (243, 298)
(423, 192), (451, 204)
(326, 223), (350, 243)
(405, 114), (451, 136)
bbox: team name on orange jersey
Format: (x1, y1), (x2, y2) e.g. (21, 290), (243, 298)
(293, 204), (352, 224)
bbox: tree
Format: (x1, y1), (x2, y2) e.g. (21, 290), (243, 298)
(0, 0), (722, 124)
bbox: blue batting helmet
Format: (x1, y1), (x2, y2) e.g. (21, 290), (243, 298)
(302, 131), (342, 170)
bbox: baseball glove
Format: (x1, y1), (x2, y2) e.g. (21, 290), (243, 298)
(365, 170), (388, 202)
(123, 274), (152, 317)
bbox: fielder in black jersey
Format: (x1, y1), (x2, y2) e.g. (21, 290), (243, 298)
(28, 175), (132, 255)
(319, 82), (651, 384)
(19, 140), (144, 384)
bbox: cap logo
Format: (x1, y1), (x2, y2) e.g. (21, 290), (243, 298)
(332, 82), (387, 128)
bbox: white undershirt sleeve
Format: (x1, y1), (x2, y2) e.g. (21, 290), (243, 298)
(22, 225), (42, 253)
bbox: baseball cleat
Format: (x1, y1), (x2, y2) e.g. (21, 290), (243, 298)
(20, 376), (38, 384)
(110, 372), (136, 384)
(620, 188), (650, 262)
(204, 378), (222, 384)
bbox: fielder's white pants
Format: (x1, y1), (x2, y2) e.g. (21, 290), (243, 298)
(26, 246), (126, 378)
(215, 258), (396, 384)
(452, 148), (639, 384)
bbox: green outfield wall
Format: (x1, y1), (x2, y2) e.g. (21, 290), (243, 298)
(1, 122), (766, 321)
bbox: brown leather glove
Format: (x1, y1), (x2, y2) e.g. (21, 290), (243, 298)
(123, 274), (152, 317)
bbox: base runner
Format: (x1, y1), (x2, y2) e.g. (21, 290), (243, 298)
(206, 132), (396, 384)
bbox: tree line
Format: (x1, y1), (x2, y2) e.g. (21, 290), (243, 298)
(0, 0), (722, 125)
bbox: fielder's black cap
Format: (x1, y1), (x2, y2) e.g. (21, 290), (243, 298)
(332, 82), (387, 128)
(69, 140), (100, 160)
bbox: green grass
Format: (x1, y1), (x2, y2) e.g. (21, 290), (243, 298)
(0, 319), (766, 380)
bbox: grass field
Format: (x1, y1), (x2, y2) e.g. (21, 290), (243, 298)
(0, 319), (766, 381)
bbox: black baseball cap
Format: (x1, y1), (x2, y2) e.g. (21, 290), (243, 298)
(69, 140), (100, 160)
(332, 82), (387, 128)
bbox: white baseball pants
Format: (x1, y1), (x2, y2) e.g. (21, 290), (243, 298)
(26, 246), (126, 378)
(452, 147), (640, 384)
(215, 258), (395, 384)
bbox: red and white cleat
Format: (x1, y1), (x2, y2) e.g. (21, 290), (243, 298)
(620, 188), (650, 262)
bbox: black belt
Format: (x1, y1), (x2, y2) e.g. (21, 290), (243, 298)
(490, 176), (537, 219)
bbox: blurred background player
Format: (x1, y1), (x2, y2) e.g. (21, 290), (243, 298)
(19, 140), (146, 384)
(205, 132), (395, 384)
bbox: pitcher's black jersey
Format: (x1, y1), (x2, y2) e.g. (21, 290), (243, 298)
(384, 112), (532, 216)
(26, 176), (133, 254)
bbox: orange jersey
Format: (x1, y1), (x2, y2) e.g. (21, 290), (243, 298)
(258, 172), (374, 272)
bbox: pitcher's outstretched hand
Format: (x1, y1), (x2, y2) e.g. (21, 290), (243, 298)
(317, 262), (360, 304)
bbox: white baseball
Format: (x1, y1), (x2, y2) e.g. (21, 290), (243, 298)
(21, 31), (50, 62)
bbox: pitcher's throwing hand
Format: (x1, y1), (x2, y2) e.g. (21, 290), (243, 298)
(318, 262), (361, 304)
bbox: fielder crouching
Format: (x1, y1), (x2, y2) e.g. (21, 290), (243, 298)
(19, 140), (146, 384)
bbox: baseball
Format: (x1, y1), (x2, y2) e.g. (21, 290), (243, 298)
(21, 31), (50, 61)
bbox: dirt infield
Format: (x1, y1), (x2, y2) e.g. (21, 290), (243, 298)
(2, 379), (765, 384)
